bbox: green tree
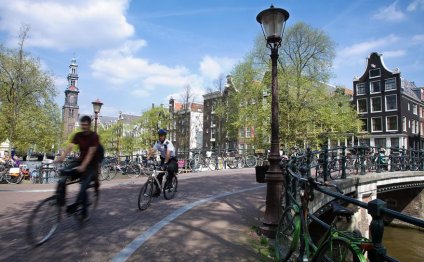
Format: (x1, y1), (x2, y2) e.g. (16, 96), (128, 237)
(136, 106), (170, 149)
(232, 22), (360, 149)
(0, 25), (61, 154)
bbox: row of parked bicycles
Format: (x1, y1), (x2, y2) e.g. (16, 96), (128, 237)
(98, 150), (270, 180)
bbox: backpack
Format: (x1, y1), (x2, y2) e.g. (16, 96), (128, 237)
(97, 144), (105, 164)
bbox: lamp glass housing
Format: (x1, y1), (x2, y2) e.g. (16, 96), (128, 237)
(256, 6), (289, 44)
(92, 100), (103, 113)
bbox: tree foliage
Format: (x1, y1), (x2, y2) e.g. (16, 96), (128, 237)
(0, 25), (61, 154)
(232, 22), (360, 149)
(135, 106), (170, 149)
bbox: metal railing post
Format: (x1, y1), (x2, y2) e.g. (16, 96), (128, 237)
(323, 146), (329, 182)
(341, 145), (347, 179)
(360, 144), (366, 176)
(368, 199), (387, 262)
(376, 146), (381, 173)
(306, 148), (312, 178)
(420, 150), (424, 171)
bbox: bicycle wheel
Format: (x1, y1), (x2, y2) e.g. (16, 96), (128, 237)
(245, 155), (257, 168)
(5, 173), (22, 184)
(99, 165), (109, 181)
(163, 176), (178, 200)
(127, 164), (141, 178)
(208, 158), (217, 170)
(48, 170), (59, 184)
(138, 181), (154, 210)
(226, 158), (238, 169)
(329, 161), (341, 180)
(275, 206), (301, 261)
(27, 196), (61, 246)
(316, 238), (364, 262)
(108, 166), (118, 181)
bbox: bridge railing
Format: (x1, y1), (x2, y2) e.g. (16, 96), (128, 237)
(287, 145), (424, 181)
(284, 156), (424, 262)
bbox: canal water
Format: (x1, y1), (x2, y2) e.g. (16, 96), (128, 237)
(383, 226), (424, 261)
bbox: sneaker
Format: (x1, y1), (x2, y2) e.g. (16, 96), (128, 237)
(66, 203), (78, 215)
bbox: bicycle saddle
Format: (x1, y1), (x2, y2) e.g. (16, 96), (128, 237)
(332, 202), (354, 217)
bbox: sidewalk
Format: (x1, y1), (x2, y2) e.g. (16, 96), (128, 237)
(122, 185), (269, 262)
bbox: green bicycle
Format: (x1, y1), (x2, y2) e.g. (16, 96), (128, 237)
(275, 167), (373, 262)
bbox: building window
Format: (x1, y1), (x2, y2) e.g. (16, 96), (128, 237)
(412, 121), (416, 134)
(375, 138), (386, 148)
(371, 117), (382, 132)
(416, 120), (419, 134)
(412, 104), (418, 115)
(403, 117), (407, 131)
(359, 118), (368, 132)
(408, 103), (410, 111)
(385, 78), (396, 91)
(369, 68), (381, 78)
(385, 95), (397, 111)
(357, 99), (367, 113)
(370, 97), (382, 112)
(356, 83), (365, 95)
(239, 128), (245, 138)
(421, 123), (424, 135)
(246, 128), (251, 138)
(370, 81), (381, 93)
(391, 138), (399, 148)
(386, 116), (398, 131)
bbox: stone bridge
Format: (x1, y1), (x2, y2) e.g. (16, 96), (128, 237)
(308, 171), (424, 237)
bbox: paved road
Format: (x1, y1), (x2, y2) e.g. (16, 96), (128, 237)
(0, 168), (266, 262)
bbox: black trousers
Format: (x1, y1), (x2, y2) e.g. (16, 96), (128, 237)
(156, 158), (178, 189)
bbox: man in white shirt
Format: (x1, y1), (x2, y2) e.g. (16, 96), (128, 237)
(147, 129), (178, 196)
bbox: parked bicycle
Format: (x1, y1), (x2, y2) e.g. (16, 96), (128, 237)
(27, 163), (99, 246)
(30, 159), (59, 184)
(138, 161), (178, 211)
(276, 164), (377, 262)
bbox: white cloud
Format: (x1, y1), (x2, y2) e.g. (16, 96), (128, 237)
(372, 1), (405, 22)
(382, 49), (406, 58)
(407, 0), (424, 11)
(199, 56), (237, 80)
(91, 40), (236, 102)
(334, 35), (399, 68)
(0, 0), (134, 50)
(412, 34), (424, 43)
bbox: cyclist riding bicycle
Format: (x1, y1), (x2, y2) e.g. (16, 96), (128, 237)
(147, 129), (178, 197)
(55, 115), (100, 221)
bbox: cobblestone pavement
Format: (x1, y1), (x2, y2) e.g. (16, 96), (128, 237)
(0, 169), (267, 262)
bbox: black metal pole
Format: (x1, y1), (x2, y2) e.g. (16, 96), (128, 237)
(262, 45), (284, 237)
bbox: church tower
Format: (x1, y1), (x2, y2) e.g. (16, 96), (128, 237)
(62, 57), (80, 141)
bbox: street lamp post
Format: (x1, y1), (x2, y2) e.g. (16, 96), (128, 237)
(92, 99), (103, 133)
(256, 5), (290, 237)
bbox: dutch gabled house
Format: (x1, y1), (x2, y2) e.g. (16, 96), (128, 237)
(353, 52), (423, 150)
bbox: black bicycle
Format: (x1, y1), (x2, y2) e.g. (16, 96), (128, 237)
(27, 165), (99, 246)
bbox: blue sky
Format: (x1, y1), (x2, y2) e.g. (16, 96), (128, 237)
(0, 0), (423, 117)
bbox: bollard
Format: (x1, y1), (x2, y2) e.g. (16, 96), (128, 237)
(368, 199), (387, 262)
(341, 146), (347, 179)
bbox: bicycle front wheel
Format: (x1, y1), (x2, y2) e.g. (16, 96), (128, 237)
(245, 155), (257, 168)
(27, 196), (61, 246)
(163, 176), (178, 200)
(275, 206), (300, 261)
(316, 238), (364, 262)
(138, 181), (154, 210)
